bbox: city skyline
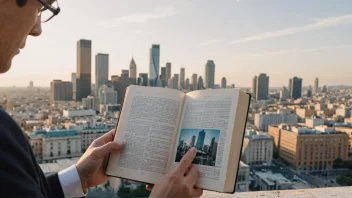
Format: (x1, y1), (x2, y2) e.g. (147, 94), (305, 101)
(178, 128), (220, 148)
(2, 0), (352, 87)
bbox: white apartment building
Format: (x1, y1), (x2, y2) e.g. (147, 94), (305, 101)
(81, 127), (111, 151)
(30, 129), (82, 162)
(255, 111), (298, 132)
(241, 131), (273, 165)
(336, 107), (351, 118)
(305, 116), (324, 128)
(235, 161), (250, 192)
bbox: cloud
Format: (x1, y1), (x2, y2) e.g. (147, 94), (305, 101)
(199, 39), (224, 46)
(97, 5), (178, 28)
(233, 44), (352, 59)
(231, 14), (352, 44)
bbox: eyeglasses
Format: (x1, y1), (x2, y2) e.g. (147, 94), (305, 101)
(37, 0), (61, 23)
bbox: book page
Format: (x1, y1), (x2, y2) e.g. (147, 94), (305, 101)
(170, 89), (240, 192)
(106, 85), (185, 184)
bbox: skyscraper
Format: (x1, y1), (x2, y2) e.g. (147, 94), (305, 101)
(121, 70), (129, 78)
(76, 39), (92, 101)
(191, 74), (198, 90)
(173, 74), (179, 90)
(204, 60), (215, 89)
(161, 67), (166, 80)
(29, 81), (33, 88)
(221, 77), (227, 89)
(313, 77), (319, 93)
(195, 130), (206, 150)
(149, 44), (160, 86)
(95, 53), (109, 97)
(185, 78), (190, 89)
(179, 68), (185, 89)
(198, 76), (204, 90)
(252, 76), (257, 99)
(289, 76), (302, 99)
(190, 136), (196, 147)
(50, 80), (73, 104)
(112, 76), (135, 104)
(256, 73), (269, 100)
(129, 57), (137, 79)
(166, 62), (172, 81)
(138, 73), (148, 86)
(99, 84), (118, 104)
(71, 73), (76, 96)
(208, 137), (215, 155)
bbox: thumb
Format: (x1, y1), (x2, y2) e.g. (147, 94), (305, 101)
(93, 141), (125, 157)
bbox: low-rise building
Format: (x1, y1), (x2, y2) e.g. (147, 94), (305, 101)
(30, 129), (82, 162)
(81, 127), (111, 152)
(252, 170), (293, 191)
(305, 116), (325, 128)
(241, 131), (273, 165)
(255, 111), (298, 132)
(268, 124), (349, 172)
(295, 108), (316, 119)
(235, 161), (250, 192)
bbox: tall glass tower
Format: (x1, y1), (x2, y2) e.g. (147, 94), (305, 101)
(149, 44), (160, 86)
(195, 130), (206, 150)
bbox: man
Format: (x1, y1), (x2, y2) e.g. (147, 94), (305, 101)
(0, 0), (203, 197)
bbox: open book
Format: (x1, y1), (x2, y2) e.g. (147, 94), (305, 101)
(106, 85), (250, 193)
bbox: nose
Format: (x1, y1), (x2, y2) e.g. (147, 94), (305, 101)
(29, 16), (42, 37)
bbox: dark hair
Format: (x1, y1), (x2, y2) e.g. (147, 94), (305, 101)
(16, 0), (27, 7)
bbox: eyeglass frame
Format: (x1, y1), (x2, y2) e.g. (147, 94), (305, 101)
(37, 0), (61, 23)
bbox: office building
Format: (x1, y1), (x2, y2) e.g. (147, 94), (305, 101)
(322, 85), (327, 93)
(313, 78), (319, 93)
(165, 62), (172, 81)
(190, 136), (196, 147)
(195, 130), (206, 150)
(71, 73), (76, 94)
(149, 44), (160, 86)
(255, 111), (298, 132)
(50, 80), (73, 103)
(121, 70), (129, 78)
(30, 130), (82, 162)
(241, 131), (273, 165)
(81, 127), (110, 152)
(179, 68), (185, 89)
(252, 76), (257, 99)
(204, 60), (215, 89)
(76, 39), (92, 101)
(268, 124), (349, 171)
(99, 84), (118, 105)
(161, 67), (166, 81)
(192, 74), (198, 90)
(235, 162), (250, 192)
(95, 53), (109, 96)
(280, 86), (289, 100)
(167, 78), (174, 89)
(289, 77), (302, 99)
(256, 73), (269, 100)
(129, 57), (137, 79)
(334, 125), (352, 152)
(29, 81), (34, 88)
(112, 76), (135, 104)
(185, 78), (190, 90)
(198, 76), (204, 90)
(221, 77), (227, 89)
(173, 74), (179, 90)
(82, 95), (98, 110)
(138, 73), (148, 86)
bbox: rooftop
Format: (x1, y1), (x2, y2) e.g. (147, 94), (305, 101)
(43, 130), (79, 138)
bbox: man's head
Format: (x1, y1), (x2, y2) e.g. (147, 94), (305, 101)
(0, 0), (43, 73)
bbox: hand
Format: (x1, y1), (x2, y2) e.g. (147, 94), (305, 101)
(76, 129), (125, 191)
(149, 147), (203, 198)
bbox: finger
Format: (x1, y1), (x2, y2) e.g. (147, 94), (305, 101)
(174, 147), (197, 175)
(96, 129), (117, 144)
(185, 165), (200, 185)
(93, 141), (125, 157)
(146, 184), (154, 191)
(193, 187), (203, 198)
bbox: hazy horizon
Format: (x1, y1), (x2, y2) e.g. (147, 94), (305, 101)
(1, 0), (352, 87)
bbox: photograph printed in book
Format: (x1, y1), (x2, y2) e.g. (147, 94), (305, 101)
(175, 128), (220, 167)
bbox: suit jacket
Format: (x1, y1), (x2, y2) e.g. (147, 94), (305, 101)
(0, 107), (65, 198)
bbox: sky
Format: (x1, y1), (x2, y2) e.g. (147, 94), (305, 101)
(1, 0), (352, 87)
(179, 129), (220, 147)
